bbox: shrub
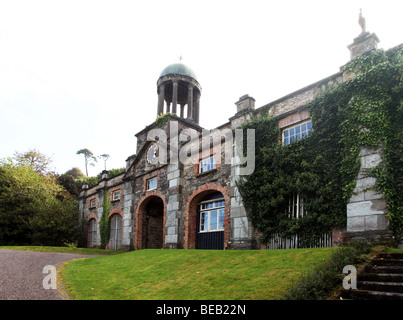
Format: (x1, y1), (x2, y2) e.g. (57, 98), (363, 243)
(283, 242), (372, 300)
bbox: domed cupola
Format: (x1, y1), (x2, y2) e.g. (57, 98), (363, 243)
(157, 62), (202, 124)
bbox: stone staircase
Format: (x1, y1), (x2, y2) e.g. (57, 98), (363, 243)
(343, 251), (403, 300)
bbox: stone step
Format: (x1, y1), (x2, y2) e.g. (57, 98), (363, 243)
(359, 273), (403, 283)
(359, 281), (403, 293)
(346, 289), (403, 300)
(371, 258), (403, 266)
(378, 252), (403, 260)
(365, 265), (403, 274)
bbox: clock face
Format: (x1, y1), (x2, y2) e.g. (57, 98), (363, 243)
(146, 143), (158, 165)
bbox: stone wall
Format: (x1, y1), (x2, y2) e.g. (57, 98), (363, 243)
(346, 147), (391, 243)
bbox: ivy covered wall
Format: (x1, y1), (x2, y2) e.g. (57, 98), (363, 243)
(237, 45), (403, 247)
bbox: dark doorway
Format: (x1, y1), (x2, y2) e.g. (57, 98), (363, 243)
(196, 192), (225, 250)
(142, 197), (164, 249)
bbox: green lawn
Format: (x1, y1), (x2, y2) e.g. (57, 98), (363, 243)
(60, 248), (335, 300)
(0, 245), (120, 255)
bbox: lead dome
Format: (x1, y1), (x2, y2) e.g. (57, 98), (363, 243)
(157, 63), (202, 124)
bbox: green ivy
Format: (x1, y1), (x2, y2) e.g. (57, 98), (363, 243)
(155, 112), (174, 128)
(237, 46), (403, 246)
(99, 188), (111, 249)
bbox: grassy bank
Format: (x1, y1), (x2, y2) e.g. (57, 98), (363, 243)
(60, 248), (334, 300)
(0, 245), (120, 255)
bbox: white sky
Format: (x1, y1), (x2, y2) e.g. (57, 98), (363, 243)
(1, 0), (402, 176)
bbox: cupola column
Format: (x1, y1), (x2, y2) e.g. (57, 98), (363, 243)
(187, 85), (194, 120)
(172, 79), (178, 114)
(193, 94), (200, 124)
(157, 83), (165, 116)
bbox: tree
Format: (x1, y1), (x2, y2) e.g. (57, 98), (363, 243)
(14, 149), (53, 176)
(0, 158), (79, 245)
(76, 148), (97, 176)
(98, 154), (110, 171)
(58, 167), (86, 198)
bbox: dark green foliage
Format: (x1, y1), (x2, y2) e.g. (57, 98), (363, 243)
(99, 188), (111, 249)
(0, 159), (79, 246)
(237, 46), (403, 245)
(283, 242), (372, 300)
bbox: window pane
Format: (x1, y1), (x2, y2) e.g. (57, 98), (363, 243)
(209, 210), (217, 230)
(289, 128), (295, 136)
(296, 133), (301, 140)
(147, 178), (157, 190)
(218, 209), (225, 229)
(301, 123), (307, 132)
(295, 126), (300, 134)
(284, 137), (289, 145)
(215, 200), (225, 207)
(307, 121), (312, 129)
(200, 212), (207, 231)
(284, 130), (289, 138)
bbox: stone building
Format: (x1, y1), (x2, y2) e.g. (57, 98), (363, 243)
(79, 18), (400, 250)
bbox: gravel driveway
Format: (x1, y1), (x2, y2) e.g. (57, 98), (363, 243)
(0, 249), (102, 300)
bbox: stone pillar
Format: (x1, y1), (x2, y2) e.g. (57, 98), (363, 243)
(187, 85), (194, 119)
(180, 104), (185, 118)
(193, 94), (200, 124)
(166, 100), (171, 113)
(122, 181), (134, 249)
(172, 79), (178, 115)
(228, 146), (254, 249)
(157, 84), (165, 116)
(165, 163), (182, 248)
(346, 147), (391, 244)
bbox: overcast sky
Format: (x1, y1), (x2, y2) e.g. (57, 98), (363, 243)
(1, 0), (402, 176)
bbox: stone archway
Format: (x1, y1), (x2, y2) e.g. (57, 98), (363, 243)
(135, 194), (165, 249)
(184, 183), (230, 249)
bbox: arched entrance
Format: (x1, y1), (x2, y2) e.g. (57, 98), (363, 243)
(109, 213), (122, 250)
(136, 195), (165, 249)
(196, 192), (225, 250)
(185, 185), (230, 250)
(87, 218), (97, 247)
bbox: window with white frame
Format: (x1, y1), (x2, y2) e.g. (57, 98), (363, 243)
(147, 177), (158, 191)
(283, 120), (313, 146)
(89, 198), (96, 208)
(287, 193), (306, 219)
(199, 155), (216, 173)
(112, 190), (121, 201)
(199, 199), (225, 232)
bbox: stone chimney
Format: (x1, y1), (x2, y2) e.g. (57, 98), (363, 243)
(348, 32), (380, 59)
(347, 9), (380, 59)
(101, 170), (109, 180)
(235, 94), (255, 113)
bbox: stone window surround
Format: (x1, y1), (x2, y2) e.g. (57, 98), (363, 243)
(88, 196), (96, 209)
(278, 109), (311, 145)
(143, 170), (160, 192)
(194, 148), (222, 177)
(110, 185), (122, 202)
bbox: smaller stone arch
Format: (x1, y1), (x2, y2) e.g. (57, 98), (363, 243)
(135, 192), (166, 250)
(87, 215), (98, 248)
(109, 210), (123, 250)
